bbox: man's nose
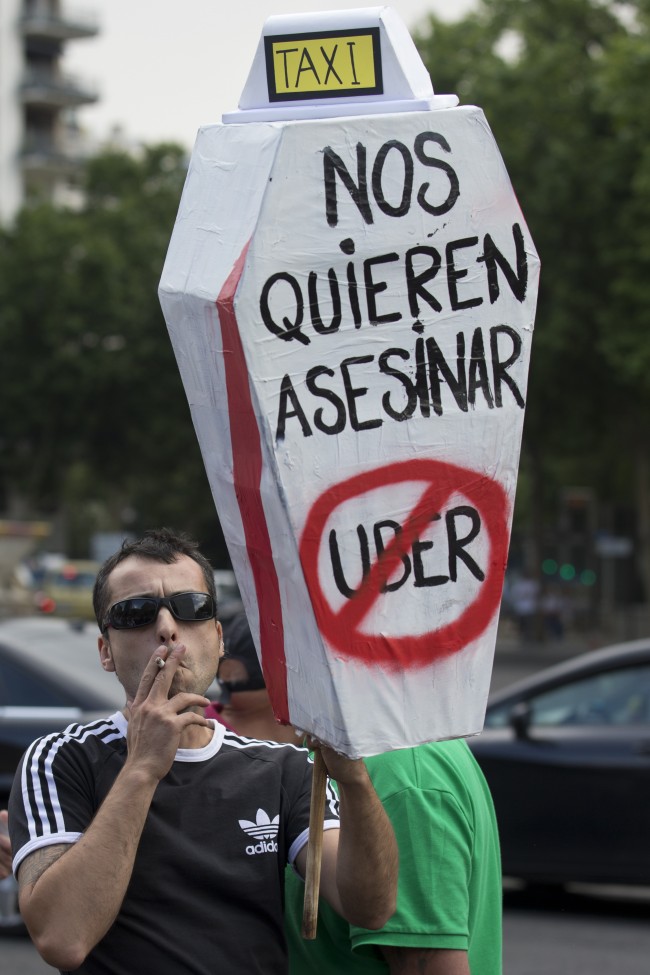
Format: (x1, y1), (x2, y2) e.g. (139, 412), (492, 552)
(156, 606), (178, 643)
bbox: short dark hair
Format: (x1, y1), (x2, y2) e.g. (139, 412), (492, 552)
(93, 527), (217, 631)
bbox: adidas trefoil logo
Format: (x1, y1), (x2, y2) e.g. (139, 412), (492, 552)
(239, 808), (280, 855)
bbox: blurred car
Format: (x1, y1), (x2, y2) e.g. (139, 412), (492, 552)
(0, 565), (37, 618)
(469, 638), (650, 888)
(35, 559), (101, 629)
(0, 617), (124, 934)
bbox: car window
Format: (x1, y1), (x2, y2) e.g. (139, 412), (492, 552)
(0, 654), (80, 708)
(487, 664), (650, 729)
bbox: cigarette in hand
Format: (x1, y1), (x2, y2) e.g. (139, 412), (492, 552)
(156, 657), (166, 670)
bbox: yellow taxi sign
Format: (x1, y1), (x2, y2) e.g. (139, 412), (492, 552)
(265, 28), (382, 101)
(226, 7), (456, 123)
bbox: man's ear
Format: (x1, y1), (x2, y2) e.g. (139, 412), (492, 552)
(216, 620), (224, 658)
(98, 633), (116, 673)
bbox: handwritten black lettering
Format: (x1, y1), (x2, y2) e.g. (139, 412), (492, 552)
(446, 237), (483, 311)
(372, 140), (414, 218)
(414, 132), (460, 216)
(363, 253), (402, 325)
(274, 326), (524, 443)
(480, 223), (528, 303)
(276, 375), (313, 440)
(324, 131), (461, 228)
(328, 505), (485, 599)
(259, 225), (527, 346)
(324, 144), (373, 227)
(340, 355), (383, 432)
(321, 45), (343, 85)
(260, 272), (309, 345)
(306, 365), (347, 434)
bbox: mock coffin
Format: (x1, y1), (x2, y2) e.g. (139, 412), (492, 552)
(159, 6), (539, 757)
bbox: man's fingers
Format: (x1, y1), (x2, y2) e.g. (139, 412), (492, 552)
(169, 692), (211, 715)
(177, 710), (213, 732)
(149, 644), (186, 696)
(131, 645), (184, 706)
(129, 652), (167, 708)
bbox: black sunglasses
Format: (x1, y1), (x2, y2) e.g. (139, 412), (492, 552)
(103, 592), (216, 631)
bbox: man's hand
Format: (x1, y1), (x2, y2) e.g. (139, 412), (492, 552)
(305, 737), (368, 786)
(302, 739), (399, 931)
(124, 644), (212, 783)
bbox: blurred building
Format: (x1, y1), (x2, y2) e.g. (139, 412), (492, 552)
(0, 0), (99, 224)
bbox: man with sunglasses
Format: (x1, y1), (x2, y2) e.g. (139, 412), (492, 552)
(8, 528), (398, 975)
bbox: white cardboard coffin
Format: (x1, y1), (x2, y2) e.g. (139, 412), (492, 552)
(159, 12), (539, 758)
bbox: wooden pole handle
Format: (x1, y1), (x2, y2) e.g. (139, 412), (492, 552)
(301, 749), (328, 939)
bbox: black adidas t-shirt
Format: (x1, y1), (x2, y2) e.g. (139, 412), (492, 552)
(10, 714), (340, 974)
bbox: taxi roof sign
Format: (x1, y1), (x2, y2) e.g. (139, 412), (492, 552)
(265, 27), (383, 101)
(223, 6), (458, 123)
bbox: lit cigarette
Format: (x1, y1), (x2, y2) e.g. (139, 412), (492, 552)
(156, 657), (166, 670)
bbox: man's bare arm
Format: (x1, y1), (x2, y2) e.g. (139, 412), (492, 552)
(17, 844), (68, 887)
(18, 764), (159, 970)
(296, 749), (398, 930)
(17, 645), (211, 971)
(382, 946), (471, 975)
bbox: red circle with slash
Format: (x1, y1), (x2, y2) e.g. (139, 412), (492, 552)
(299, 459), (510, 669)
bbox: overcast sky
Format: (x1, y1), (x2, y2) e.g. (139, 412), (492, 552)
(65, 1), (474, 150)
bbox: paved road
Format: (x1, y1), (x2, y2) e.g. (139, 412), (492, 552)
(503, 883), (650, 975)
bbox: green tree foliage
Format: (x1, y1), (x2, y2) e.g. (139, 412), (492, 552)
(415, 0), (650, 593)
(0, 144), (227, 562)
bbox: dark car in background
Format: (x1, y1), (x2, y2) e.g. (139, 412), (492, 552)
(470, 638), (650, 889)
(0, 617), (124, 933)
